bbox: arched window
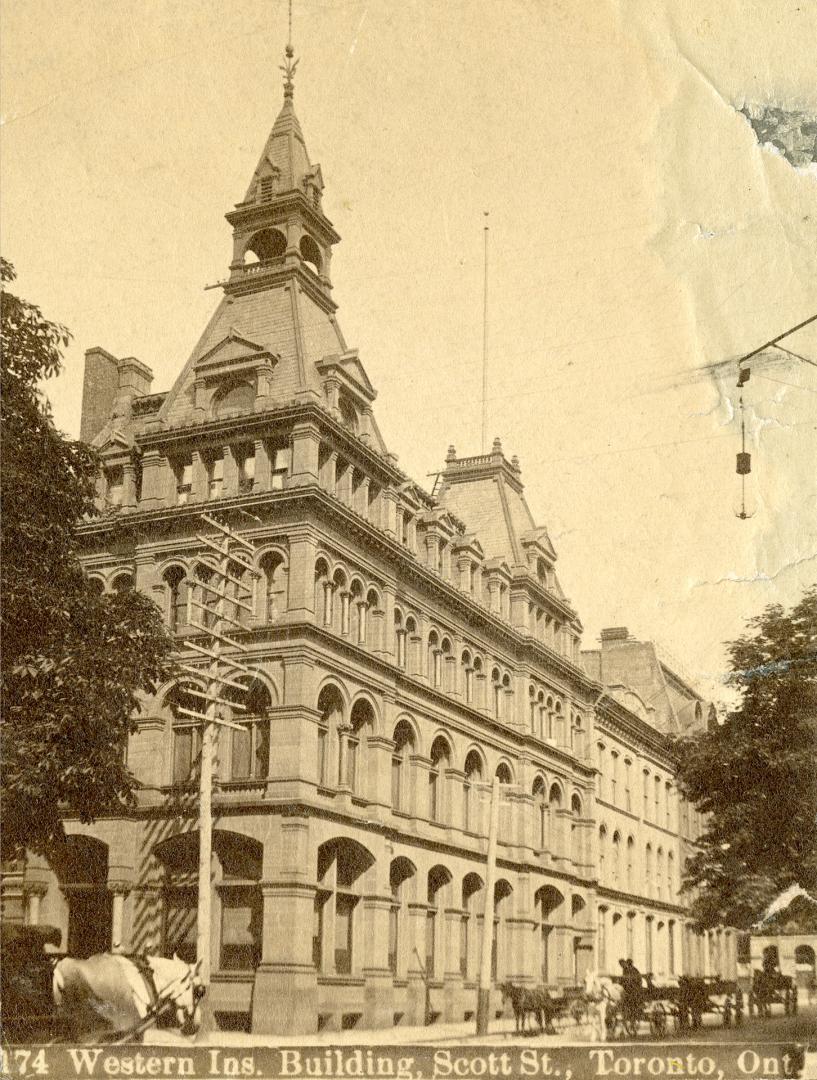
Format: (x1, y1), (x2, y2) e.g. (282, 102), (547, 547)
(462, 650), (474, 703)
(300, 234), (323, 275)
(429, 737), (451, 822)
(111, 572), (133, 593)
(535, 885), (564, 985)
(460, 874), (483, 979)
(645, 843), (653, 895)
(491, 668), (502, 719)
(643, 769), (650, 820)
(389, 857), (416, 976)
(333, 569), (349, 635)
(349, 580), (365, 643)
(612, 831), (621, 885)
(405, 615), (419, 675)
(193, 563), (217, 629)
(426, 866), (451, 980)
(244, 227), (286, 262)
(391, 720), (415, 812)
(667, 851), (675, 898)
(259, 551), (288, 624)
(316, 685), (343, 787)
(365, 588), (382, 649)
(463, 750), (483, 833)
(169, 683), (205, 784)
(656, 847), (664, 899)
(549, 782), (563, 856)
(345, 698), (374, 794)
(428, 631), (441, 687)
(440, 637), (453, 692)
(87, 575), (105, 595)
(395, 610), (407, 669)
(598, 825), (607, 881)
(554, 700), (564, 745)
(624, 758), (632, 811)
(626, 836), (635, 889)
(314, 839), (374, 975)
(492, 880), (513, 980)
(572, 712), (584, 756)
(533, 777), (547, 850)
(228, 679), (272, 781)
(315, 559), (332, 626)
(472, 656), (484, 708)
(571, 794), (583, 864)
(164, 566), (188, 632)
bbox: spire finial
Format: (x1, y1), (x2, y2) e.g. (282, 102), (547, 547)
(280, 0), (298, 98)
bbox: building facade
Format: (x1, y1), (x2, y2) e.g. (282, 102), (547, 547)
(2, 63), (737, 1034)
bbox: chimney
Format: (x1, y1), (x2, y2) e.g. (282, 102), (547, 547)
(80, 347), (119, 444)
(600, 627), (630, 642)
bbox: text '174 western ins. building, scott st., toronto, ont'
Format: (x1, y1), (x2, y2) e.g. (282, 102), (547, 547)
(0, 47), (739, 1036)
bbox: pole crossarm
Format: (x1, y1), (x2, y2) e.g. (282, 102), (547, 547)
(178, 662), (248, 692)
(186, 578), (255, 613)
(172, 704), (246, 731)
(184, 640), (254, 673)
(195, 532), (258, 573)
(199, 513), (257, 552)
(193, 555), (258, 590)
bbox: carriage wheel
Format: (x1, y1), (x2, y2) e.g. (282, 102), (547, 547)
(649, 1008), (667, 1039)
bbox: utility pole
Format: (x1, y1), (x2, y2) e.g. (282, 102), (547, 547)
(178, 513), (258, 1030)
(476, 775), (501, 1035)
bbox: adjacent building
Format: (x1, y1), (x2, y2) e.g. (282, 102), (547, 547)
(1, 56), (737, 1034)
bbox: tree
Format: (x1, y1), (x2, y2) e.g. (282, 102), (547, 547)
(1, 259), (176, 855)
(670, 587), (817, 929)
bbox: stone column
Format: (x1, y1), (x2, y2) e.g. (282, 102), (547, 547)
(139, 449), (165, 508)
(191, 451), (208, 503)
(287, 534), (318, 619)
(288, 423), (321, 487)
(222, 445), (238, 496)
(253, 882), (318, 1034)
(406, 902), (429, 1025)
(254, 439), (272, 490)
(443, 906), (463, 1020)
(121, 462), (137, 509)
(362, 894), (395, 1029)
(24, 882), (48, 926)
(108, 882), (130, 952)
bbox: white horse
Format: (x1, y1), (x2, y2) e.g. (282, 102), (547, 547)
(583, 969), (624, 1041)
(53, 953), (203, 1042)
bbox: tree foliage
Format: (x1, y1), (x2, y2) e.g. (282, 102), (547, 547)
(670, 586), (817, 929)
(1, 259), (176, 855)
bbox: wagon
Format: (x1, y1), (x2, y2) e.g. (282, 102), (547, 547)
(0, 923), (66, 1043)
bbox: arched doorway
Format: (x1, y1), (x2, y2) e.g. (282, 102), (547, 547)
(53, 837), (112, 958)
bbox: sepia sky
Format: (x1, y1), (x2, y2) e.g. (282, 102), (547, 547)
(3, 0), (816, 702)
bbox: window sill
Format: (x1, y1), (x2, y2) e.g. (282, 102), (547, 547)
(213, 970), (257, 981)
(317, 974), (366, 987)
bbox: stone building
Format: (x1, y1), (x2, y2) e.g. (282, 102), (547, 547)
(1, 58), (737, 1034)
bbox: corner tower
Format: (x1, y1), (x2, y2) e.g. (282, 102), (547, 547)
(224, 44), (339, 311)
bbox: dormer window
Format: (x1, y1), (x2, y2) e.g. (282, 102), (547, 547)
(339, 394), (358, 433)
(213, 380), (255, 419)
(105, 466), (123, 507)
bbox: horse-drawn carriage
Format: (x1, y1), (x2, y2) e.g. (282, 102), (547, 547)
(1, 921), (204, 1043)
(588, 972), (745, 1039)
(749, 969), (797, 1019)
(1, 923), (67, 1042)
